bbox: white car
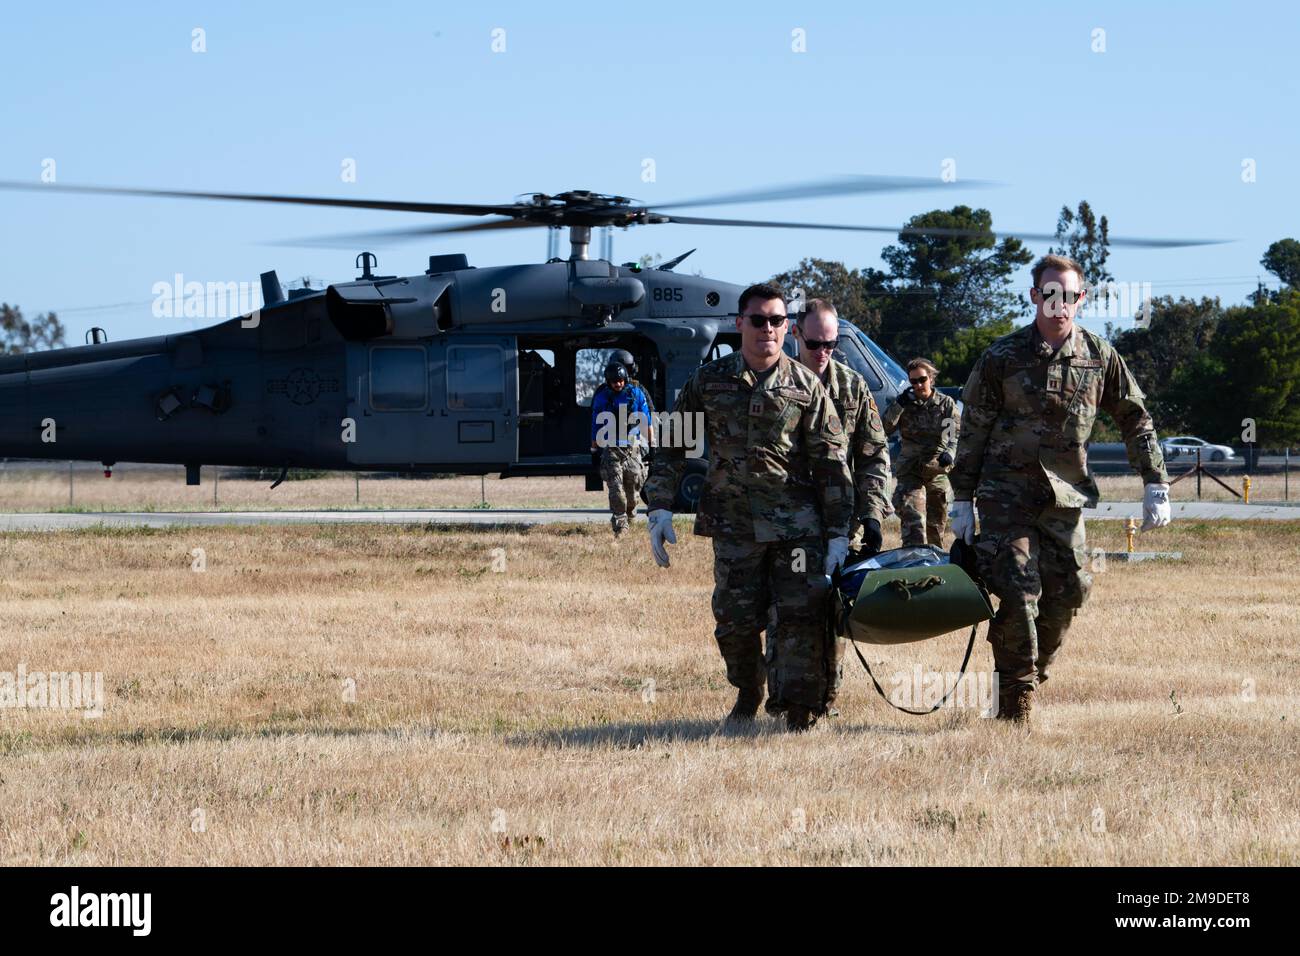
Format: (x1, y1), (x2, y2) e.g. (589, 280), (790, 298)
(1160, 435), (1236, 462)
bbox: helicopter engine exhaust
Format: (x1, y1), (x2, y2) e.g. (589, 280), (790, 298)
(325, 284), (391, 339)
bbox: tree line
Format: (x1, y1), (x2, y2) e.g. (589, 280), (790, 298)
(771, 204), (1300, 447)
(1, 303), (65, 355)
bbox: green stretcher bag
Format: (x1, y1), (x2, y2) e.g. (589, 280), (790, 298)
(836, 545), (994, 646)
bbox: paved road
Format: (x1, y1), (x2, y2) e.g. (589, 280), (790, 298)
(3, 455), (1294, 475)
(1082, 500), (1300, 521)
(2, 501), (1297, 532)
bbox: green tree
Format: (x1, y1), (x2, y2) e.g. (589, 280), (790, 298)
(769, 257), (890, 337)
(1261, 238), (1300, 290)
(1, 304), (66, 354)
(1106, 296), (1222, 433)
(877, 206), (1032, 360)
(1048, 200), (1113, 297)
(1166, 291), (1300, 446)
(931, 316), (1016, 388)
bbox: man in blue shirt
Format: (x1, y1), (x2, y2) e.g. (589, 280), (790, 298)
(590, 359), (653, 536)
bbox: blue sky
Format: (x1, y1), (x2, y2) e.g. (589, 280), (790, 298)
(2, 0), (1296, 342)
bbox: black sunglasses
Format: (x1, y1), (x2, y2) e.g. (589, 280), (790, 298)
(803, 338), (838, 351)
(1035, 287), (1085, 304)
(909, 376), (929, 385)
(744, 313), (788, 328)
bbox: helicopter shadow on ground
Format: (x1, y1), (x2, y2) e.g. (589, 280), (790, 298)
(508, 715), (936, 750)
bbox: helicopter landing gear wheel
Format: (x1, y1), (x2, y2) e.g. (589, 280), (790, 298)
(672, 459), (708, 513)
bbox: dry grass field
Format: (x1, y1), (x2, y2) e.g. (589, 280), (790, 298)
(0, 466), (603, 513)
(0, 514), (1296, 866)
(1, 464), (1297, 513)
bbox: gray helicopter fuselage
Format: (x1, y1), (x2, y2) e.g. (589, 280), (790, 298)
(0, 255), (907, 493)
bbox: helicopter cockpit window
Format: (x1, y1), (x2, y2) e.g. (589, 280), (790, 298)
(370, 346), (428, 411)
(704, 333), (739, 364)
(448, 345), (504, 410)
(832, 335), (883, 390)
(527, 349), (555, 367)
(853, 324), (907, 391)
(706, 341), (735, 363)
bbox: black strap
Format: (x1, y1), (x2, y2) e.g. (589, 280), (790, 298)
(849, 624), (980, 716)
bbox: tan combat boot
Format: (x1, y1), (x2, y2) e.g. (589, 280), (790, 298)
(996, 685), (1034, 724)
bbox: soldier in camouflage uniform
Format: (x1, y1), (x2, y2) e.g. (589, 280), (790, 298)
(592, 349), (658, 429)
(645, 283), (854, 732)
(607, 349), (656, 418)
(590, 360), (652, 536)
(951, 255), (1171, 723)
(792, 299), (891, 711)
(881, 358), (959, 547)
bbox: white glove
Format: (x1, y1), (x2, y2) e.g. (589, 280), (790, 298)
(648, 509), (676, 567)
(950, 500), (976, 545)
(1141, 482), (1171, 531)
(824, 536), (850, 576)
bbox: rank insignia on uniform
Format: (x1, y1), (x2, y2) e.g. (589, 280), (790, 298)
(1046, 365), (1064, 393)
(750, 400), (763, 415)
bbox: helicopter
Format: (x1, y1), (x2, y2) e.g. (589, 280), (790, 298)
(0, 176), (1218, 511)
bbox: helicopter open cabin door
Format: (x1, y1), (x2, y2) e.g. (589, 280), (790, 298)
(344, 336), (517, 468)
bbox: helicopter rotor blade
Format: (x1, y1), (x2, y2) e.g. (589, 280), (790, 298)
(664, 215), (1227, 248)
(0, 179), (1229, 249)
(269, 217), (544, 248)
(0, 176), (979, 219)
(653, 174), (998, 211)
(0, 180), (521, 218)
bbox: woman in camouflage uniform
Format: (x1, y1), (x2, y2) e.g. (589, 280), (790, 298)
(881, 358), (959, 547)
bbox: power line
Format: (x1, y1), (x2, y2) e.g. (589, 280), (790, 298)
(46, 299), (156, 314)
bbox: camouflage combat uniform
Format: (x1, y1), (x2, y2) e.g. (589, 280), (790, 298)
(645, 351), (852, 714)
(600, 448), (646, 534)
(953, 323), (1168, 693)
(881, 389), (960, 546)
(820, 357), (891, 707)
(591, 380), (652, 535)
